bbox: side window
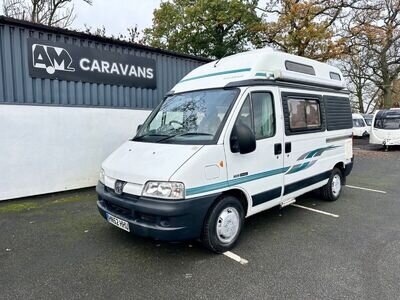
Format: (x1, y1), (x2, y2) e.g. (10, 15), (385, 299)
(288, 98), (321, 130)
(252, 92), (275, 139)
(234, 92), (275, 140)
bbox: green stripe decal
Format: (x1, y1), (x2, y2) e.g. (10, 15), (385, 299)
(287, 161), (310, 174)
(186, 145), (341, 196)
(179, 68), (251, 83)
(186, 167), (289, 196)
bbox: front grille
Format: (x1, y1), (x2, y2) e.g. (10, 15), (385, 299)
(104, 186), (140, 201)
(105, 201), (131, 218)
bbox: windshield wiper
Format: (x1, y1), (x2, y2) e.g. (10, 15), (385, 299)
(134, 133), (169, 139)
(157, 132), (213, 142)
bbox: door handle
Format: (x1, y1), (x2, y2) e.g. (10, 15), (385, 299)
(274, 143), (282, 155)
(285, 142), (292, 153)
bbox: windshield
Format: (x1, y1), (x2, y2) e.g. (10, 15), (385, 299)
(374, 111), (400, 130)
(134, 89), (239, 144)
(363, 116), (373, 126)
(353, 118), (365, 127)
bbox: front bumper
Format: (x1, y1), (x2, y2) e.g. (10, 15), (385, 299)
(96, 182), (219, 241)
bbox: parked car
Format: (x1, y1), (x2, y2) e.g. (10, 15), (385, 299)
(370, 108), (400, 150)
(352, 113), (369, 137)
(96, 48), (354, 253)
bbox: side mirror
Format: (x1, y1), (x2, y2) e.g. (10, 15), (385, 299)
(230, 123), (256, 154)
(137, 124), (143, 133)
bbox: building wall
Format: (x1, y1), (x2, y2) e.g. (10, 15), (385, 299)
(0, 105), (150, 200)
(0, 18), (208, 200)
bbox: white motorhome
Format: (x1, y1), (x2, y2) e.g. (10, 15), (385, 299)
(352, 113), (369, 137)
(96, 48), (354, 253)
(370, 108), (400, 149)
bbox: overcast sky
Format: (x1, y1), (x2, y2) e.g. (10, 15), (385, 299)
(72, 0), (163, 36)
(72, 0), (267, 36)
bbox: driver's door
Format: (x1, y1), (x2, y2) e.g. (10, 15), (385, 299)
(224, 88), (285, 215)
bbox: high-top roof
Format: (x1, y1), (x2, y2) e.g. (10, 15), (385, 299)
(173, 48), (346, 93)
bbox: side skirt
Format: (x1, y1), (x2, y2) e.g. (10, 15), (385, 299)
(283, 171), (331, 196)
(252, 187), (282, 207)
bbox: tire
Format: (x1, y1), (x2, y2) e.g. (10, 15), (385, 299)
(201, 195), (244, 253)
(320, 168), (343, 201)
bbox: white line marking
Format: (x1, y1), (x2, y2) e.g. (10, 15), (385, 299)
(223, 251), (248, 265)
(291, 204), (339, 218)
(346, 185), (386, 194)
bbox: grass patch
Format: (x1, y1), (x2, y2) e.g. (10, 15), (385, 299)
(0, 201), (40, 213)
(51, 194), (93, 205)
(0, 191), (95, 214)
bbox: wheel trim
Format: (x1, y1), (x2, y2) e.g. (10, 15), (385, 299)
(331, 174), (341, 197)
(216, 207), (240, 244)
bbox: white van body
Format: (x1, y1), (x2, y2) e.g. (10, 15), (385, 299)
(96, 48), (354, 252)
(352, 113), (369, 137)
(370, 109), (400, 147)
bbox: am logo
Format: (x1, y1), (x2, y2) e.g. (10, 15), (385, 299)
(32, 44), (75, 74)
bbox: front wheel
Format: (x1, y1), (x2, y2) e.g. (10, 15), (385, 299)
(201, 196), (244, 253)
(320, 168), (343, 201)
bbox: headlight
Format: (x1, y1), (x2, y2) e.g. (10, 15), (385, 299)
(142, 181), (185, 200)
(99, 168), (105, 184)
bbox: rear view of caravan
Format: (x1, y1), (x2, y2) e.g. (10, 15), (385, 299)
(370, 109), (400, 149)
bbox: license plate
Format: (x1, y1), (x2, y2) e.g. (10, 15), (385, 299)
(106, 213), (130, 232)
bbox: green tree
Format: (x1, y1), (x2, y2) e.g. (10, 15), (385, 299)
(144, 0), (261, 58)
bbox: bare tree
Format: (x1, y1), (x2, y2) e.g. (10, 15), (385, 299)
(349, 0), (400, 108)
(340, 17), (379, 113)
(2, 0), (92, 28)
(84, 24), (107, 37)
(126, 25), (145, 44)
(341, 56), (374, 113)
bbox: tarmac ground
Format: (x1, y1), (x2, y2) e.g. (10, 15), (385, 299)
(1, 137), (400, 299)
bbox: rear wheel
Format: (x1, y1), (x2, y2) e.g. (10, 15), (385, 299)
(320, 168), (343, 201)
(202, 195), (244, 253)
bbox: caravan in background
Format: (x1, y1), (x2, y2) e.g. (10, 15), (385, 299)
(352, 113), (370, 137)
(370, 108), (400, 149)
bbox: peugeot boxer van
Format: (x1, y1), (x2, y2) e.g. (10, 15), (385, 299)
(96, 48), (353, 253)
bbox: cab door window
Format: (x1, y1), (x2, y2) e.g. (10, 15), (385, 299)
(234, 92), (275, 140)
(252, 92), (275, 139)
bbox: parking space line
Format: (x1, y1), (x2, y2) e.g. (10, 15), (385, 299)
(291, 204), (339, 218)
(223, 251), (249, 265)
(346, 185), (386, 194)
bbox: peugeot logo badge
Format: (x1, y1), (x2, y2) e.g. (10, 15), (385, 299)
(114, 180), (127, 195)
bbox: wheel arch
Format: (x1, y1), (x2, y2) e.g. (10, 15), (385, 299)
(220, 187), (252, 217)
(333, 161), (346, 183)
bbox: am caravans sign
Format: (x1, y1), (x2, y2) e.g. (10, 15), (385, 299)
(27, 38), (157, 89)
